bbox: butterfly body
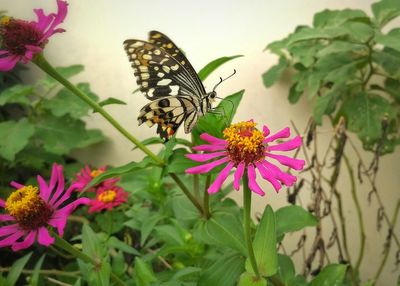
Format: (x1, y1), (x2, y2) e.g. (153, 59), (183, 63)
(124, 31), (216, 140)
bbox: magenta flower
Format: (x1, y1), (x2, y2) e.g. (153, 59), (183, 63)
(88, 185), (129, 213)
(73, 165), (119, 192)
(0, 164), (89, 251)
(186, 121), (305, 196)
(0, 0), (68, 71)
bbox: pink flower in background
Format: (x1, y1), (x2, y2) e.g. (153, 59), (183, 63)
(73, 165), (119, 192)
(0, 0), (68, 71)
(0, 164), (89, 251)
(186, 121), (305, 196)
(88, 185), (129, 213)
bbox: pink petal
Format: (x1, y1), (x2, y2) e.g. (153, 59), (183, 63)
(263, 126), (270, 137)
(0, 214), (15, 222)
(38, 227), (54, 246)
(0, 199), (5, 208)
(49, 165), (66, 206)
(48, 164), (59, 194)
(247, 165), (265, 196)
(233, 162), (245, 191)
(200, 133), (227, 145)
(185, 151), (227, 162)
(10, 181), (24, 189)
(23, 45), (42, 62)
(255, 162), (282, 192)
(0, 54), (20, 71)
(264, 127), (290, 143)
(33, 8), (53, 32)
(0, 230), (24, 248)
(49, 198), (90, 236)
(266, 153), (305, 170)
(12, 231), (36, 251)
(185, 157), (229, 174)
(193, 144), (227, 152)
(262, 160), (297, 186)
(41, 0), (68, 40)
(0, 224), (20, 237)
(268, 136), (302, 151)
(208, 162), (234, 194)
(38, 175), (50, 202)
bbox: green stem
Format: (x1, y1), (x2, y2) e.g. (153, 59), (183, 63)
(33, 53), (164, 167)
(169, 173), (203, 215)
(0, 267), (80, 277)
(243, 174), (260, 278)
(343, 155), (365, 277)
(203, 175), (211, 219)
(52, 232), (126, 286)
(373, 199), (400, 284)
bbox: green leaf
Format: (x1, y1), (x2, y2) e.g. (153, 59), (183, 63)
(375, 32), (400, 53)
(310, 264), (347, 286)
(86, 157), (154, 190)
(198, 55), (243, 81)
(247, 205), (277, 277)
(276, 205), (318, 237)
(6, 252), (32, 286)
(288, 27), (347, 45)
(194, 210), (247, 255)
(98, 97), (127, 107)
(140, 213), (164, 246)
(107, 236), (141, 256)
(95, 211), (125, 234)
(288, 83), (303, 104)
(40, 65), (84, 89)
(372, 0), (400, 27)
(317, 41), (363, 58)
(276, 254), (296, 285)
(238, 272), (267, 286)
(166, 148), (198, 174)
(42, 83), (99, 119)
(192, 90), (244, 145)
(0, 84), (33, 106)
(198, 252), (245, 286)
(30, 254), (46, 286)
(35, 115), (104, 155)
(338, 91), (396, 146)
(134, 257), (157, 286)
(342, 21), (374, 43)
(262, 57), (288, 87)
(132, 137), (192, 150)
(372, 49), (400, 78)
(384, 78), (400, 103)
(82, 224), (105, 259)
(313, 89), (341, 124)
(313, 9), (368, 28)
(0, 118), (35, 161)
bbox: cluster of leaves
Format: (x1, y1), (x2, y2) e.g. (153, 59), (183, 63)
(263, 0), (400, 154)
(0, 65), (105, 190)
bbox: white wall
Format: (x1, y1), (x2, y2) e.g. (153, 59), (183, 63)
(2, 0), (399, 284)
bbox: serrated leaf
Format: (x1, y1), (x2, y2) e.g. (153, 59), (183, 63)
(35, 115), (104, 155)
(0, 118), (35, 161)
(0, 84), (32, 106)
(310, 264), (347, 286)
(42, 83), (99, 119)
(98, 97), (127, 107)
(134, 257), (157, 286)
(247, 205), (277, 277)
(313, 9), (368, 28)
(262, 57), (288, 87)
(6, 252), (32, 286)
(198, 55), (243, 81)
(86, 157), (154, 190)
(372, 0), (400, 27)
(375, 32), (400, 53)
(276, 205), (318, 237)
(238, 272), (267, 286)
(198, 252), (245, 286)
(30, 254), (45, 286)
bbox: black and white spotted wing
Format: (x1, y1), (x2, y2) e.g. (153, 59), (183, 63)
(123, 31), (214, 141)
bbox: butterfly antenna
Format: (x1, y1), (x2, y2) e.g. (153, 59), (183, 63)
(212, 69), (236, 92)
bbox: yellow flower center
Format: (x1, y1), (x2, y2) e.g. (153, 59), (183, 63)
(98, 190), (117, 203)
(5, 185), (53, 230)
(223, 121), (265, 166)
(90, 169), (104, 178)
(0, 16), (11, 26)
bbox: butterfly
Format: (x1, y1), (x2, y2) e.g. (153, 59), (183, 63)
(123, 31), (220, 141)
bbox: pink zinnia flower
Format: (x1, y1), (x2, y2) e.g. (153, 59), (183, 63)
(0, 0), (68, 71)
(73, 165), (119, 192)
(88, 185), (129, 213)
(0, 164), (89, 251)
(186, 121), (305, 196)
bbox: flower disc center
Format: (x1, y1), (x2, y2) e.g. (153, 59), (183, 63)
(98, 190), (117, 203)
